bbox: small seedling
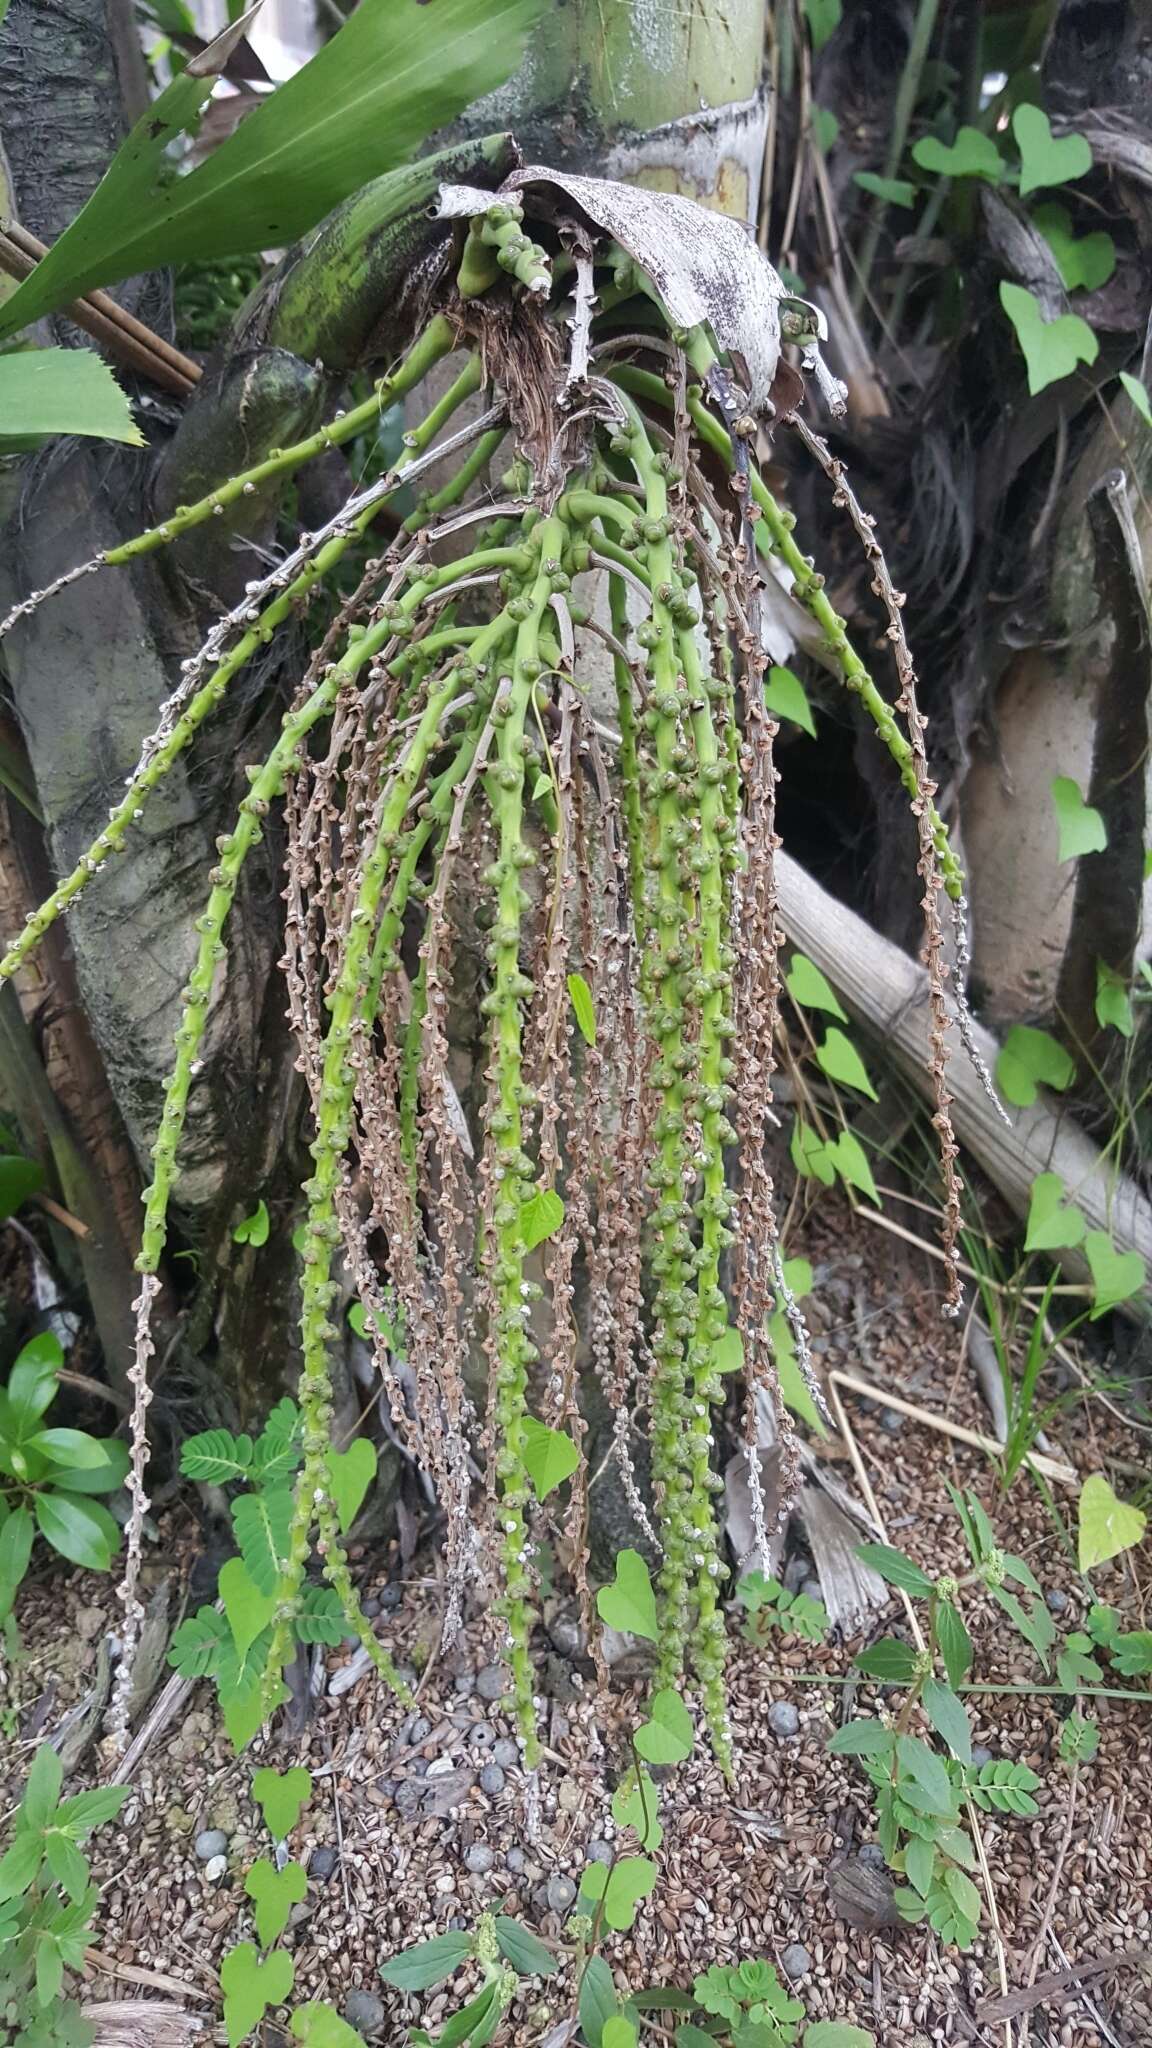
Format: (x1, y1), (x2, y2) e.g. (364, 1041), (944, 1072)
(737, 1571), (829, 1645)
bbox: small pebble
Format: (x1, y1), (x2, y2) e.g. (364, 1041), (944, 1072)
(479, 1763), (506, 1796)
(404, 1714), (432, 1746)
(476, 1665), (506, 1701)
(454, 1671), (476, 1697)
(361, 1596), (381, 1620)
(394, 1784), (421, 1821)
(505, 1847), (526, 1872)
(379, 1582), (404, 1611)
(857, 1844), (886, 1870)
(469, 1724), (495, 1751)
(493, 1739), (519, 1767)
(879, 1408), (905, 1434)
(195, 1830), (227, 1862)
(781, 1944), (811, 1981)
(971, 1744), (994, 1768)
(587, 1838), (614, 1864)
(1046, 1588), (1069, 1614)
(203, 1855), (227, 1884)
(546, 1874), (576, 1914)
(465, 1844), (495, 1875)
(309, 1845), (339, 1880)
(343, 1990), (384, 2037)
(767, 1701), (800, 1739)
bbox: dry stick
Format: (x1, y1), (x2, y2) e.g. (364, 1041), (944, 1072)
(0, 225), (200, 397)
(829, 1367), (1077, 1486)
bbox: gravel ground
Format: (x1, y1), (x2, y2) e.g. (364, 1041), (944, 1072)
(3, 1222), (1150, 2047)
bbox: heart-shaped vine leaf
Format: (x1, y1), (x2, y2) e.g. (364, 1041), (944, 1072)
(786, 952), (846, 1020)
(1031, 202), (1115, 290)
(252, 1765), (313, 1841)
(219, 1556), (279, 1658)
(815, 1028), (878, 1099)
(221, 1943), (295, 2048)
(1120, 371), (1152, 426)
(596, 1549), (658, 1641)
(521, 1417), (580, 1498)
(520, 1186), (564, 1251)
(1024, 1172), (1086, 1253)
(612, 1768), (664, 1851)
(1051, 776), (1108, 861)
(999, 283), (1098, 395)
(633, 1688), (694, 1766)
(854, 172), (917, 208)
(566, 972), (596, 1046)
(802, 0), (841, 52)
(826, 1130), (879, 1205)
(326, 1438), (376, 1533)
(791, 1119), (836, 1185)
(1083, 1233), (1145, 1319)
(291, 2007), (367, 2047)
(1095, 963), (1134, 1038)
(245, 1857), (307, 1947)
(579, 1855), (658, 1931)
(764, 664), (816, 736)
(995, 1024), (1074, 1108)
(1078, 1472), (1147, 1569)
(912, 126), (1004, 181)
(1012, 104), (1092, 195)
(233, 1198), (270, 1247)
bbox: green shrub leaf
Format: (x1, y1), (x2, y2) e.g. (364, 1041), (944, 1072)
(493, 1916), (559, 1976)
(180, 1428), (253, 1485)
(577, 1956), (619, 2048)
(935, 1601), (972, 1690)
(232, 1487), (293, 1593)
(922, 1678), (972, 1763)
(854, 1639), (918, 1684)
(34, 1490), (119, 1571)
(855, 1543), (933, 1596)
(380, 1930), (473, 1991)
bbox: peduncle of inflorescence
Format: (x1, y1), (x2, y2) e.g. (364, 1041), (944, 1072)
(1, 182), (978, 1768)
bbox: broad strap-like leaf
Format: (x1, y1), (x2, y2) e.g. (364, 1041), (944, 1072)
(0, 0), (542, 337)
(0, 349), (144, 452)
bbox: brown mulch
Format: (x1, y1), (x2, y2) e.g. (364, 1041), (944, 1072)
(3, 1209), (1151, 2047)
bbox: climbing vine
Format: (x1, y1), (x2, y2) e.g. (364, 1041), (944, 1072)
(0, 168), (985, 1771)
